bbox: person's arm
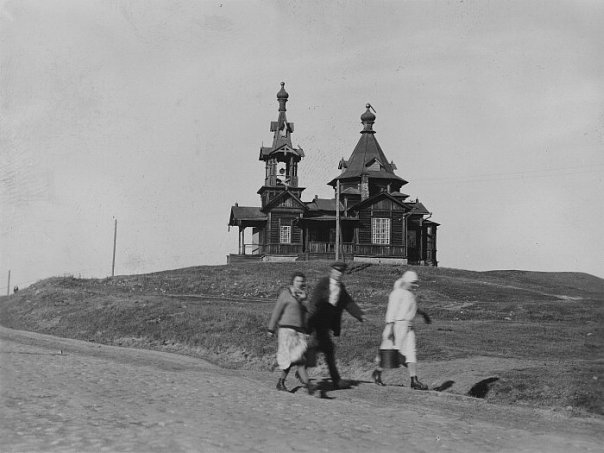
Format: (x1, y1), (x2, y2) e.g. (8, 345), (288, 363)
(342, 288), (365, 322)
(267, 291), (288, 334)
(384, 290), (398, 324)
(417, 308), (432, 324)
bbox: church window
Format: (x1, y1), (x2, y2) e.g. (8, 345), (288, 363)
(372, 218), (390, 244)
(280, 225), (291, 244)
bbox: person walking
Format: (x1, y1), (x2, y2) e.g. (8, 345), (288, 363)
(307, 262), (365, 390)
(267, 271), (314, 394)
(371, 270), (432, 390)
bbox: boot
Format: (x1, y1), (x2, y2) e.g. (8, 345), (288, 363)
(276, 378), (289, 392)
(371, 370), (386, 386)
(410, 376), (428, 390)
(304, 382), (316, 396)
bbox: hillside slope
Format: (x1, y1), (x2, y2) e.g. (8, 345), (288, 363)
(1, 262), (602, 415)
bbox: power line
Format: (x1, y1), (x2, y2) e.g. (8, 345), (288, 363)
(414, 163), (604, 184)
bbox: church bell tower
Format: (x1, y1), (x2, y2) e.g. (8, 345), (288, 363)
(257, 82), (305, 207)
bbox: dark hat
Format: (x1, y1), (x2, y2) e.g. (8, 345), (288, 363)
(331, 261), (347, 272)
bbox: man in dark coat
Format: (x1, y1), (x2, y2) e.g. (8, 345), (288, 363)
(307, 262), (365, 389)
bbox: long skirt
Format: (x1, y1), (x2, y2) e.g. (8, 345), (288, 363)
(378, 320), (417, 365)
(277, 328), (308, 370)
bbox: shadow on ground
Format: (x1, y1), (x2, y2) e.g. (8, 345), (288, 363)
(467, 377), (500, 398)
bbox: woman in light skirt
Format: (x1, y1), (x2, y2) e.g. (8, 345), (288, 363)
(268, 272), (314, 394)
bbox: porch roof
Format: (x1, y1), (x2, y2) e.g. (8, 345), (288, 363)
(228, 205), (267, 226)
(424, 219), (440, 226)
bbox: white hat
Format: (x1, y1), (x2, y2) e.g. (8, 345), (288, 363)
(401, 270), (419, 284)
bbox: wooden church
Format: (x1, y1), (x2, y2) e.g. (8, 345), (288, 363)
(228, 83), (439, 265)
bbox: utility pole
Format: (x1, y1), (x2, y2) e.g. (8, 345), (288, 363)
(6, 270), (10, 296)
(111, 218), (117, 277)
(335, 179), (340, 261)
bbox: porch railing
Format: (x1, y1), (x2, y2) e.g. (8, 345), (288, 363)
(353, 244), (406, 256)
(261, 243), (304, 255)
(307, 242), (355, 254)
(238, 242), (407, 257)
(241, 244), (261, 255)
(307, 242), (405, 257)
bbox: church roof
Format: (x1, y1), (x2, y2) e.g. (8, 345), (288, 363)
(306, 197), (344, 212)
(405, 200), (431, 215)
(258, 82), (304, 161)
(259, 143), (304, 159)
(328, 104), (407, 187)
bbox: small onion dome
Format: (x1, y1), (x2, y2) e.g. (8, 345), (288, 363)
(361, 103), (376, 123)
(277, 82), (289, 99)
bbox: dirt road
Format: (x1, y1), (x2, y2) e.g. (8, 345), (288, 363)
(1, 326), (602, 452)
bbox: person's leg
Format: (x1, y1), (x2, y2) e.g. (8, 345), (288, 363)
(295, 365), (309, 384)
(280, 367), (290, 380)
(317, 330), (341, 386)
(277, 366), (291, 391)
(408, 362), (417, 378)
(372, 352), (386, 386)
(295, 365), (316, 395)
(408, 363), (427, 389)
(404, 330), (427, 390)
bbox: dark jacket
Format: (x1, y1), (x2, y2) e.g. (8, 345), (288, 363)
(307, 276), (364, 337)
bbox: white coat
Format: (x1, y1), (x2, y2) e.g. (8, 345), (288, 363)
(379, 280), (418, 363)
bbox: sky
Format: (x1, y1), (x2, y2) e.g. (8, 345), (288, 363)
(1, 0), (603, 291)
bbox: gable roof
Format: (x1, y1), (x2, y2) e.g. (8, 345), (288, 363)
(262, 189), (308, 212)
(341, 187), (361, 195)
(347, 191), (408, 212)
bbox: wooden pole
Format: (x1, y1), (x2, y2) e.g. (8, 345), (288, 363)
(335, 179), (340, 261)
(6, 270), (10, 296)
(403, 214), (408, 260)
(419, 217), (424, 265)
(240, 227), (245, 255)
(112, 219), (117, 277)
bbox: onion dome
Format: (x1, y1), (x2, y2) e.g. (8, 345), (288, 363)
(277, 82), (289, 112)
(277, 82), (289, 100)
(361, 103), (376, 132)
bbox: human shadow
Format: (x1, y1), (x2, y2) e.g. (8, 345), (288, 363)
(467, 377), (500, 398)
(433, 380), (455, 392)
(291, 378), (362, 399)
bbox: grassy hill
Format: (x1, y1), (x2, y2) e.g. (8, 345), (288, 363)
(1, 261), (602, 415)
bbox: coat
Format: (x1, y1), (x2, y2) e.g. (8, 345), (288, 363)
(267, 287), (308, 333)
(307, 276), (364, 337)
